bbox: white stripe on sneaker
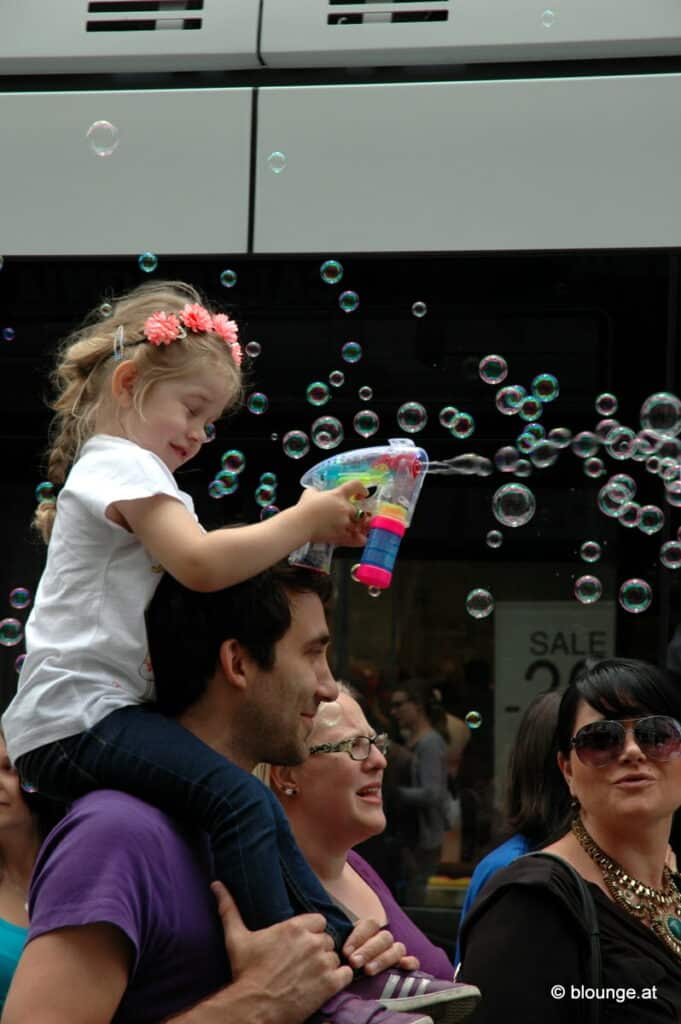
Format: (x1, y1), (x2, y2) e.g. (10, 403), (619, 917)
(415, 979), (430, 997)
(398, 978), (416, 997)
(380, 974), (401, 999)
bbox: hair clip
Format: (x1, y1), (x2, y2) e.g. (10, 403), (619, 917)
(113, 325), (125, 362)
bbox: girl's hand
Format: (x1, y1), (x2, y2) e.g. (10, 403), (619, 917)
(297, 480), (370, 547)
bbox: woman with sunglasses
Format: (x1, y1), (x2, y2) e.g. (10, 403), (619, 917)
(264, 685), (481, 1019)
(459, 658), (681, 1022)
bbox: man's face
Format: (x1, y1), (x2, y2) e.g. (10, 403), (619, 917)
(242, 590), (339, 767)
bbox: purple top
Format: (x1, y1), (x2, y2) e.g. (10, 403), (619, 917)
(28, 790), (228, 1023)
(347, 850), (453, 980)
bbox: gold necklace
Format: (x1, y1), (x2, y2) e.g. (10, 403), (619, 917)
(572, 816), (681, 958)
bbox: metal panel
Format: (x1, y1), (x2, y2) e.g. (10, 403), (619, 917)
(262, 0), (681, 67)
(254, 75), (681, 253)
(0, 0), (260, 74)
(0, 89), (251, 255)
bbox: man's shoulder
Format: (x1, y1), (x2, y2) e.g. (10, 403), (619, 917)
(45, 790), (195, 854)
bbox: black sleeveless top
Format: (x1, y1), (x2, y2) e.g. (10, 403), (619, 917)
(459, 854), (681, 1023)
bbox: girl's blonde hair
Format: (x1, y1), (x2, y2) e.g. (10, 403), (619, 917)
(34, 280), (243, 543)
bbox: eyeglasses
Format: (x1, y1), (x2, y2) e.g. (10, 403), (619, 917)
(570, 715), (681, 768)
(309, 734), (390, 761)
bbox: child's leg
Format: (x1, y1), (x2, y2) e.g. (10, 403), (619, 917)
(18, 705), (352, 946)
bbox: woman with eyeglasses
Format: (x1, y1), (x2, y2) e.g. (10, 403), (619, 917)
(459, 658), (681, 1022)
(264, 685), (481, 1015)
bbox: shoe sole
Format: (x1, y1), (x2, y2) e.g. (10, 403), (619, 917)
(381, 987), (481, 1024)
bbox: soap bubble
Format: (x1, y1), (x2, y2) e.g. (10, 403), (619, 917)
(255, 484), (276, 507)
(260, 505), (280, 520)
(329, 370), (345, 387)
(320, 260), (343, 285)
(267, 151), (287, 173)
(465, 711), (483, 730)
(618, 502), (641, 528)
(530, 440), (559, 469)
(479, 355), (508, 385)
(214, 470), (239, 495)
(659, 458), (679, 482)
(517, 432), (538, 454)
(411, 301), (427, 318)
(532, 373), (559, 403)
(571, 432), (600, 459)
(220, 449), (246, 474)
(638, 505), (665, 535)
(609, 474), (637, 501)
(450, 412), (475, 439)
(2, 327), (15, 341)
(86, 120), (120, 157)
(660, 541), (681, 569)
(548, 427), (572, 448)
(358, 385), (373, 402)
(519, 396), (543, 422)
(353, 410), (380, 438)
(514, 459), (533, 477)
(597, 483), (627, 518)
(596, 393), (618, 416)
(580, 541), (602, 563)
(339, 291), (359, 313)
(312, 416), (344, 450)
(666, 481), (681, 508)
(605, 426), (636, 460)
(495, 447), (520, 473)
(317, 700), (343, 727)
(99, 302), (113, 318)
(245, 341), (261, 359)
(341, 341), (362, 363)
(541, 9), (556, 27)
(486, 530), (503, 549)
(306, 381), (331, 407)
(246, 392), (269, 415)
(220, 269), (237, 288)
(635, 429), (662, 456)
(138, 252), (158, 274)
(640, 392), (681, 437)
(492, 483), (536, 528)
(495, 385), (526, 415)
(584, 457), (605, 478)
(282, 431), (310, 459)
(14, 654), (25, 674)
(619, 579), (652, 614)
(466, 588), (494, 619)
(259, 472), (278, 487)
(0, 619), (23, 647)
(397, 401), (427, 434)
(35, 481), (56, 503)
(574, 575), (602, 604)
(203, 424), (216, 443)
(368, 587), (382, 598)
(9, 587), (31, 610)
(439, 406), (458, 428)
(595, 418), (620, 441)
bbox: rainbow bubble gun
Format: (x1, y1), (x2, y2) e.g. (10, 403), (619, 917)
(288, 438), (428, 589)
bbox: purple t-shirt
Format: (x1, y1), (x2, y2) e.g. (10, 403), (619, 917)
(28, 790), (228, 1023)
(347, 850), (453, 980)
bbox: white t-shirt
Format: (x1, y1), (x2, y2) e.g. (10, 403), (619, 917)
(2, 435), (197, 764)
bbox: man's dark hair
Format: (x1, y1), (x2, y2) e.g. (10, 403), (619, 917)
(146, 561), (334, 717)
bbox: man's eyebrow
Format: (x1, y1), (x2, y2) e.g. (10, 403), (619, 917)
(306, 632), (331, 648)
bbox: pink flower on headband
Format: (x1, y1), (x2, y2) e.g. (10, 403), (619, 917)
(144, 311), (180, 346)
(180, 303), (213, 334)
(212, 314), (242, 365)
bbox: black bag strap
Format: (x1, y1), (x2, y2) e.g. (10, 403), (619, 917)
(525, 852), (601, 1024)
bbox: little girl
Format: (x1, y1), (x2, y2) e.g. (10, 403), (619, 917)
(3, 281), (467, 1024)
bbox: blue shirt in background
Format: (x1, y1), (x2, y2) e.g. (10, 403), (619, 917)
(454, 833), (531, 967)
(0, 917), (28, 1009)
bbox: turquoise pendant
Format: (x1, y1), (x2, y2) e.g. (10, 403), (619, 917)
(666, 915), (681, 941)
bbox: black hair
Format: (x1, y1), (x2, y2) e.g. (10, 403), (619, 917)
(145, 559), (334, 718)
(556, 657), (681, 758)
(506, 689), (570, 844)
(393, 678), (449, 743)
(21, 789), (68, 843)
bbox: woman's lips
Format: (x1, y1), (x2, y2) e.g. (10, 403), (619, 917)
(356, 785), (382, 804)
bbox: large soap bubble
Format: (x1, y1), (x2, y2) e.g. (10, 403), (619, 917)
(492, 483), (536, 528)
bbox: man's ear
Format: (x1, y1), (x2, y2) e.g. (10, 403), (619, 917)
(111, 360), (138, 405)
(218, 637), (249, 691)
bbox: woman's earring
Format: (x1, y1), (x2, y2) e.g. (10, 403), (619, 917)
(570, 796), (580, 812)
(284, 787), (298, 797)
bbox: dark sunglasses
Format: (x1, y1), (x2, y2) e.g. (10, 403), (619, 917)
(570, 715), (681, 768)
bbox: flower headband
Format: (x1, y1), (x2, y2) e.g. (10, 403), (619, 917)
(141, 303), (242, 366)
